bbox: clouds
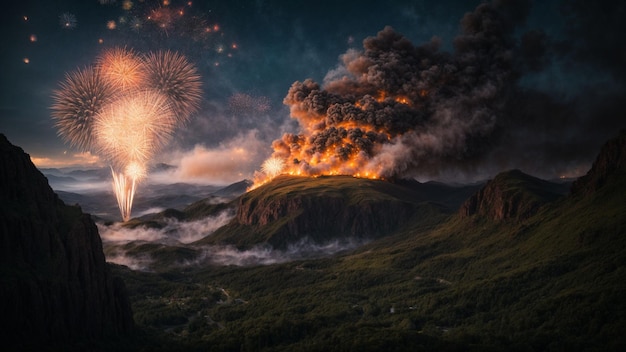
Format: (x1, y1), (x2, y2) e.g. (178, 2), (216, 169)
(31, 151), (103, 168)
(99, 210), (235, 245)
(153, 131), (269, 185)
(100, 211), (364, 270)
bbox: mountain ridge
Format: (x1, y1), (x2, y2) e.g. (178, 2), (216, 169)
(571, 129), (626, 196)
(459, 169), (569, 221)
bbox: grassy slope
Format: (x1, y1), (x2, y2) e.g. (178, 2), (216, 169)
(112, 173), (626, 351)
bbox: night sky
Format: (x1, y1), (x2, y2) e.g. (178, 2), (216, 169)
(1, 0), (624, 184)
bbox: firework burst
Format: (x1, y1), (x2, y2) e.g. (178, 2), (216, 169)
(51, 66), (114, 151)
(94, 89), (175, 222)
(96, 47), (147, 91)
(261, 157), (285, 178)
(142, 50), (202, 123)
(52, 47), (202, 222)
(59, 12), (77, 29)
(94, 89), (175, 169)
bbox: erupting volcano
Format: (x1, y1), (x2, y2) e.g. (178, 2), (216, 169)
(253, 3), (522, 188)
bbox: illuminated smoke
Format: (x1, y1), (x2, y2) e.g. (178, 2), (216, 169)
(256, 1), (528, 185)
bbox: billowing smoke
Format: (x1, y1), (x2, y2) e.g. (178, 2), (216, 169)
(267, 1), (528, 180)
(157, 131), (269, 185)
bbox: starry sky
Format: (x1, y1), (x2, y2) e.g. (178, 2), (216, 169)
(1, 0), (624, 184)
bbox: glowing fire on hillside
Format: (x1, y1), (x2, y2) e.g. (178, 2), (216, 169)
(251, 13), (521, 190)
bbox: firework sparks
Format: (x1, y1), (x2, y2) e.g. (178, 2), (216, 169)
(228, 93), (271, 114)
(111, 168), (138, 222)
(130, 17), (143, 31)
(59, 12), (77, 29)
(51, 47), (202, 222)
(51, 66), (114, 151)
(251, 3), (523, 189)
(94, 89), (175, 169)
(93, 89), (175, 223)
(142, 50), (202, 123)
(261, 157), (285, 178)
(97, 47), (146, 91)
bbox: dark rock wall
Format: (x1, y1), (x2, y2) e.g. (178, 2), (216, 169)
(459, 169), (563, 221)
(0, 134), (133, 348)
(571, 129), (626, 196)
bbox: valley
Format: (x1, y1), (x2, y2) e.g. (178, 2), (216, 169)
(43, 133), (625, 351)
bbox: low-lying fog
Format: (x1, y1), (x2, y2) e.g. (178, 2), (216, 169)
(98, 212), (365, 270)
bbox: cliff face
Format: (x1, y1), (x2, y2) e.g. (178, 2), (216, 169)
(0, 134), (133, 348)
(459, 169), (566, 221)
(236, 192), (416, 247)
(203, 176), (444, 249)
(571, 129), (626, 196)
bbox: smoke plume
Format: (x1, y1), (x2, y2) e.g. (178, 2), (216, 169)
(269, 1), (528, 180)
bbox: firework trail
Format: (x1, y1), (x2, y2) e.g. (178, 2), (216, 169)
(51, 47), (202, 222)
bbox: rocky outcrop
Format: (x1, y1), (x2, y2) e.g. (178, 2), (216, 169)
(459, 169), (566, 221)
(236, 192), (416, 247)
(571, 129), (626, 196)
(204, 176), (440, 249)
(0, 134), (133, 349)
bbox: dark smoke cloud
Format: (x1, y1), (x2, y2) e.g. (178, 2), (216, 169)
(486, 0), (626, 179)
(272, 1), (530, 179)
(559, 0), (626, 81)
(269, 0), (625, 181)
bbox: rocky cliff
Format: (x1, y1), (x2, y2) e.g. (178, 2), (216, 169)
(0, 134), (133, 349)
(571, 129), (626, 196)
(459, 169), (567, 221)
(202, 176), (446, 249)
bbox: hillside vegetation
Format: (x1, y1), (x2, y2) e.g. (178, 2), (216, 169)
(199, 175), (473, 249)
(110, 132), (626, 351)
